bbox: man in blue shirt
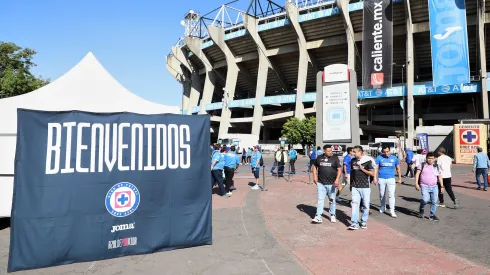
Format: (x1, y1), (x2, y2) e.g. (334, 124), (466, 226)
(336, 147), (353, 201)
(309, 146), (317, 172)
(251, 145), (263, 190)
(289, 146), (298, 174)
(403, 148), (414, 178)
(211, 145), (229, 197)
(247, 148), (253, 164)
(224, 146), (240, 194)
(374, 145), (402, 218)
(473, 147), (490, 191)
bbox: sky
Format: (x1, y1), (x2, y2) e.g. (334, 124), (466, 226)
(0, 0), (252, 107)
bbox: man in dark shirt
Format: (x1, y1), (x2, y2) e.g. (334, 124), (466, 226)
(348, 145), (375, 230)
(312, 145), (342, 224)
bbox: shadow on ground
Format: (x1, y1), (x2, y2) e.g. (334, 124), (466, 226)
(0, 218), (10, 230)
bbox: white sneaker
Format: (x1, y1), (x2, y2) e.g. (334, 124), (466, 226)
(251, 185), (261, 190)
(330, 216), (337, 223)
(390, 212), (397, 218)
(227, 192), (232, 196)
(379, 209), (384, 214)
(312, 216), (323, 223)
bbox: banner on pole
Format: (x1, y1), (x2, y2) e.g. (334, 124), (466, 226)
(362, 0), (393, 90)
(416, 133), (429, 154)
(428, 0), (470, 87)
(8, 110), (212, 272)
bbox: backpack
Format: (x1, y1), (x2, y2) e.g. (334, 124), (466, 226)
(275, 150), (285, 163)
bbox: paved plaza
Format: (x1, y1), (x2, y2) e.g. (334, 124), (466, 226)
(1, 156), (490, 274)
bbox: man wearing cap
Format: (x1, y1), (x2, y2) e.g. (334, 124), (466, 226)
(251, 145), (263, 190)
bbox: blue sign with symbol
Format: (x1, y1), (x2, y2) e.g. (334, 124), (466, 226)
(428, 0), (470, 86)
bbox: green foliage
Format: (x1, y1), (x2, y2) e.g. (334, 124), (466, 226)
(0, 41), (49, 98)
(281, 116), (316, 146)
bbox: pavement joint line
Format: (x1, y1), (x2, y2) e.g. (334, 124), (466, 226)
(239, 195), (275, 275)
(84, 261), (97, 275)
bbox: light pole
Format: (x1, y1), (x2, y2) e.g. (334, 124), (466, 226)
(393, 63), (406, 148)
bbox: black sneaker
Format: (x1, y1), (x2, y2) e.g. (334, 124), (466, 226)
(477, 187), (482, 190)
(429, 215), (439, 222)
(418, 212), (424, 219)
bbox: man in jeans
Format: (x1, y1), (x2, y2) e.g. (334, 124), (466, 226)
(437, 148), (459, 208)
(348, 146), (375, 230)
(311, 146), (342, 224)
(403, 148), (414, 178)
(374, 145), (401, 218)
(289, 145), (298, 174)
(251, 145), (263, 190)
(211, 145), (229, 198)
(473, 147), (490, 191)
(415, 152), (444, 221)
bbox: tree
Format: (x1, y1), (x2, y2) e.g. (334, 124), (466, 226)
(281, 116), (316, 152)
(0, 41), (49, 98)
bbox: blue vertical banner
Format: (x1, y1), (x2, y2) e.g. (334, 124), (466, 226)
(428, 0), (470, 87)
(417, 133), (430, 154)
(8, 109), (212, 272)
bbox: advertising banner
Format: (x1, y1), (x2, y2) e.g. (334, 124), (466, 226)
(362, 0), (393, 90)
(417, 133), (429, 154)
(453, 124), (487, 164)
(428, 0), (470, 87)
(8, 109), (212, 272)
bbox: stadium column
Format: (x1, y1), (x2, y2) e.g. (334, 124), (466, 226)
(478, 0), (489, 118)
(286, 2), (316, 119)
(405, 0), (415, 149)
(172, 46), (201, 114)
(165, 54), (190, 114)
(336, 0), (356, 70)
(184, 37), (216, 115)
(208, 26), (240, 137)
(244, 14), (269, 137)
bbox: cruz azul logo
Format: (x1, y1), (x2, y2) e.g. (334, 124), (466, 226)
(111, 222), (135, 233)
(106, 182), (140, 217)
(460, 129), (479, 145)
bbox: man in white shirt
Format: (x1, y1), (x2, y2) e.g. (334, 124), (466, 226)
(437, 148), (459, 209)
(413, 149), (425, 175)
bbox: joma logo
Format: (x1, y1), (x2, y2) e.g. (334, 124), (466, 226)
(111, 223), (135, 233)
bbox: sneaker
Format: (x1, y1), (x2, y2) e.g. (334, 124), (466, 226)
(348, 224), (360, 230)
(390, 212), (397, 218)
(454, 199), (460, 209)
(251, 185), (261, 190)
(360, 223), (367, 229)
(330, 216), (337, 223)
(312, 216), (323, 224)
(438, 204), (446, 208)
(222, 193), (231, 198)
(418, 212), (424, 219)
(429, 215), (440, 222)
(477, 187), (482, 190)
(379, 209), (384, 214)
(227, 192), (232, 196)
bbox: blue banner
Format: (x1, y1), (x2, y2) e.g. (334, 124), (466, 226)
(417, 133), (429, 154)
(429, 0), (470, 86)
(8, 110), (212, 272)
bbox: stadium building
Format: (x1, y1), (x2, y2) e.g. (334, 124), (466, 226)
(166, 0), (490, 149)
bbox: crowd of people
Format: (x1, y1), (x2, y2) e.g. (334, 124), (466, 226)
(211, 142), (490, 230)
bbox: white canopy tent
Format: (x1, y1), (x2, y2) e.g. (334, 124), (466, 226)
(0, 52), (180, 217)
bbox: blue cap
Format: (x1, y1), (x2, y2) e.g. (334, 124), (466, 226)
(254, 145), (261, 150)
(225, 146), (231, 151)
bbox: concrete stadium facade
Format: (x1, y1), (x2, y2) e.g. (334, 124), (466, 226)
(166, 0), (490, 149)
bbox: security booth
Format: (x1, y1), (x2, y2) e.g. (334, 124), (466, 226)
(315, 64), (361, 148)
